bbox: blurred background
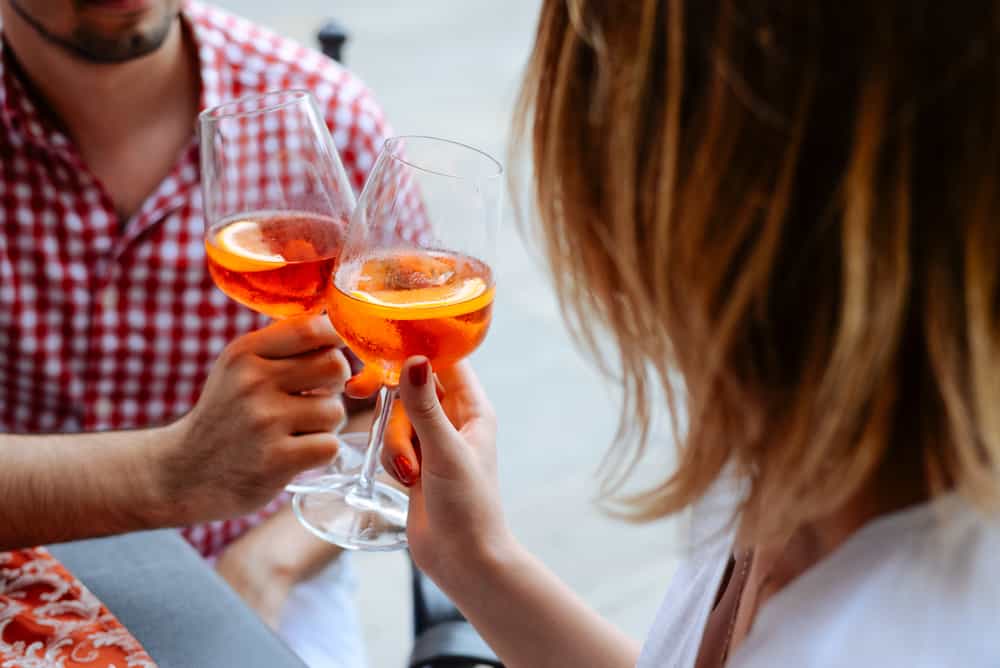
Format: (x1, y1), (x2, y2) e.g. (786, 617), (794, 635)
(213, 2), (680, 665)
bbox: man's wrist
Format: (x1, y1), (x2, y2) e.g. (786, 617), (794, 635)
(132, 419), (189, 529)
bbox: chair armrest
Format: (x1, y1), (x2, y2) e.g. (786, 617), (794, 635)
(49, 530), (306, 668)
(410, 621), (503, 668)
(410, 558), (503, 667)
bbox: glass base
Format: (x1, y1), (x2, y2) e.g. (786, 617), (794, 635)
(285, 432), (376, 493)
(292, 480), (409, 551)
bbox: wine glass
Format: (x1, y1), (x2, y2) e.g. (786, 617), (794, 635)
(292, 135), (503, 551)
(199, 90), (365, 489)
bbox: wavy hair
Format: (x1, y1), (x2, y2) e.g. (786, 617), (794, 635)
(515, 0), (1000, 541)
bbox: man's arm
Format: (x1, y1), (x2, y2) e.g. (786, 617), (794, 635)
(0, 428), (176, 551)
(0, 315), (350, 551)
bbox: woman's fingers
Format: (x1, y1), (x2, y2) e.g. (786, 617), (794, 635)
(383, 399), (419, 486)
(382, 358), (490, 486)
(398, 357), (469, 472)
(344, 365), (383, 399)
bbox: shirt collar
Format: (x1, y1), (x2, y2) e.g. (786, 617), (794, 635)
(0, 41), (74, 154)
(183, 0), (231, 113)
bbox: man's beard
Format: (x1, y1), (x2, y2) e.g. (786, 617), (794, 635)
(9, 1), (176, 64)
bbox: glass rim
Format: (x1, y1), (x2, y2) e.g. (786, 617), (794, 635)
(198, 89), (315, 123)
(383, 135), (504, 181)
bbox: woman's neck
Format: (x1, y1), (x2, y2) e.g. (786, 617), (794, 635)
(729, 469), (930, 653)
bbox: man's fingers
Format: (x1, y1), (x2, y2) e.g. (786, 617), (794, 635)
(281, 433), (339, 477)
(274, 347), (351, 394)
(283, 393), (346, 435)
(242, 315), (343, 359)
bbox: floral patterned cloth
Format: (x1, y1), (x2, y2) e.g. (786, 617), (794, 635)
(0, 549), (155, 667)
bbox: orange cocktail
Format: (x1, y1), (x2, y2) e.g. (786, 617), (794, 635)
(205, 213), (344, 319)
(327, 250), (494, 385)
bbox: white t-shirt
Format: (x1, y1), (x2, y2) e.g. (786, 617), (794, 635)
(638, 487), (1000, 667)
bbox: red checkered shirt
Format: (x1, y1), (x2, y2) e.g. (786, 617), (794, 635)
(0, 2), (395, 557)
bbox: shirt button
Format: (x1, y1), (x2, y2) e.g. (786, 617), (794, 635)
(101, 287), (118, 310)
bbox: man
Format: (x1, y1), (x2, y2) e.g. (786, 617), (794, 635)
(0, 1), (393, 665)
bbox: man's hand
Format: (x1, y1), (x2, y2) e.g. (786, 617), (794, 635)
(0, 315), (351, 551)
(154, 315), (351, 525)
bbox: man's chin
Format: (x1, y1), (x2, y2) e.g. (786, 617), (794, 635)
(10, 0), (177, 64)
(73, 0), (178, 62)
(70, 35), (168, 63)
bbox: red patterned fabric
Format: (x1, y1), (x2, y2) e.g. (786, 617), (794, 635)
(0, 1), (402, 557)
(0, 548), (156, 667)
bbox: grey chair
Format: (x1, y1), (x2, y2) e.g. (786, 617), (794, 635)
(409, 561), (502, 668)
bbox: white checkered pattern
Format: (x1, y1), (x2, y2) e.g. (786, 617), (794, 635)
(0, 1), (400, 557)
(201, 90), (356, 230)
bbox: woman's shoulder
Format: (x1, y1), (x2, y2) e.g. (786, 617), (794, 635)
(733, 495), (1000, 667)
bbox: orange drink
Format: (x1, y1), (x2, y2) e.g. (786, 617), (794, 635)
(205, 212), (345, 318)
(327, 250), (494, 385)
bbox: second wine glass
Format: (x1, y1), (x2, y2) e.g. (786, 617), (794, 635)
(293, 135), (503, 551)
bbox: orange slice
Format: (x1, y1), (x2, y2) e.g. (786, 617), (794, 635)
(205, 220), (287, 272)
(348, 279), (494, 320)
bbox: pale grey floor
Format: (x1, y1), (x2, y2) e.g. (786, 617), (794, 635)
(212, 2), (682, 666)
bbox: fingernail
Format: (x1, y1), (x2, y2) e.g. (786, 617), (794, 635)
(409, 360), (429, 387)
(393, 455), (417, 486)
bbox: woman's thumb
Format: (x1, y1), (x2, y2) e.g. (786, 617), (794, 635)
(398, 357), (461, 466)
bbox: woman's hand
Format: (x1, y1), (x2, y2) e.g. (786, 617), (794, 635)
(378, 357), (511, 583)
(374, 358), (640, 668)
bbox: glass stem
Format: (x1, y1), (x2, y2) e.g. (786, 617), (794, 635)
(353, 384), (396, 499)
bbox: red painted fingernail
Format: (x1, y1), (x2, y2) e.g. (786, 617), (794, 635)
(409, 360), (429, 387)
(394, 455), (416, 486)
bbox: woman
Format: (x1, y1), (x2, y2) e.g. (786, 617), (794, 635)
(371, 1), (1000, 665)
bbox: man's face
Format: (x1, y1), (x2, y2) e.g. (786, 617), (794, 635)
(9, 0), (181, 63)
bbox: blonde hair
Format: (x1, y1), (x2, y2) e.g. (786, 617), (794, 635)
(516, 0), (1000, 541)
